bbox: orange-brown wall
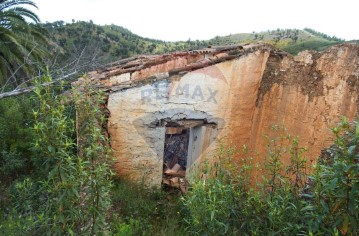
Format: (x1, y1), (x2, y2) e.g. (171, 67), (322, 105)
(106, 44), (359, 186)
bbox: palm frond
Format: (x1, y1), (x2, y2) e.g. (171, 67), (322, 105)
(0, 0), (37, 12)
(0, 0), (49, 88)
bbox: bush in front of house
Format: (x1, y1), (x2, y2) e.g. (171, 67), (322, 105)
(182, 120), (359, 235)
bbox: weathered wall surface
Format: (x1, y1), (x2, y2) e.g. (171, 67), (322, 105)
(107, 51), (270, 185)
(248, 45), (359, 167)
(95, 44), (359, 186)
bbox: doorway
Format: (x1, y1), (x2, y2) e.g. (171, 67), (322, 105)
(163, 127), (189, 176)
(162, 119), (214, 192)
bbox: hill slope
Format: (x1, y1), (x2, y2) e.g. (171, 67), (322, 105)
(43, 21), (347, 75)
(208, 28), (345, 54)
(43, 21), (206, 70)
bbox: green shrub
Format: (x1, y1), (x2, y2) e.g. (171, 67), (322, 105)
(0, 77), (114, 235)
(0, 151), (27, 178)
(182, 143), (257, 235)
(0, 96), (35, 182)
(110, 180), (186, 236)
(309, 118), (359, 235)
(0, 209), (43, 236)
(182, 120), (359, 235)
(182, 127), (311, 235)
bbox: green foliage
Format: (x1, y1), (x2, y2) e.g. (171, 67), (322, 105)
(0, 151), (26, 177)
(0, 0), (49, 87)
(43, 21), (208, 76)
(1, 75), (358, 236)
(183, 134), (305, 235)
(182, 177), (236, 235)
(182, 122), (359, 235)
(282, 40), (338, 55)
(31, 77), (82, 234)
(264, 125), (308, 193)
(0, 176), (46, 235)
(0, 95), (34, 181)
(0, 76), (114, 235)
(39, 21), (348, 79)
(72, 79), (114, 235)
(309, 118), (359, 235)
(208, 28), (344, 55)
(304, 28), (345, 42)
(31, 77), (113, 235)
(110, 180), (186, 236)
(0, 209), (43, 235)
(182, 143), (259, 235)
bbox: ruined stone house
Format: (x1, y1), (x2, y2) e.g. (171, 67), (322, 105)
(76, 43), (359, 187)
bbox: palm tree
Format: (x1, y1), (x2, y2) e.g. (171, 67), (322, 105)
(0, 0), (48, 89)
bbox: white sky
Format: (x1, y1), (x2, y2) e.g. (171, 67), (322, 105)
(34, 0), (358, 41)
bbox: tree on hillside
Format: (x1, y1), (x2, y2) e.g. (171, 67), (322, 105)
(0, 0), (48, 89)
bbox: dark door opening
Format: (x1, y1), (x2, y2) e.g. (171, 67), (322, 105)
(163, 127), (189, 175)
(162, 119), (214, 192)
(162, 126), (189, 192)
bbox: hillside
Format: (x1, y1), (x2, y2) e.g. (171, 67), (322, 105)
(43, 21), (207, 73)
(208, 28), (345, 54)
(43, 21), (347, 75)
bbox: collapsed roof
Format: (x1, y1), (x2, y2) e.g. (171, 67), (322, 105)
(75, 43), (287, 91)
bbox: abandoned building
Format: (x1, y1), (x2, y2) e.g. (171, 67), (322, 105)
(76, 43), (359, 188)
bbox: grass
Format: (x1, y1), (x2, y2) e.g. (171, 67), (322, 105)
(109, 179), (187, 236)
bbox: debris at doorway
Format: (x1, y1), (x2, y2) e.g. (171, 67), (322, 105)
(162, 127), (189, 193)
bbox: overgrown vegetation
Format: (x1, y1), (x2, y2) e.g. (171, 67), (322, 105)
(1, 84), (358, 235)
(0, 3), (358, 234)
(0, 95), (34, 183)
(0, 78), (114, 235)
(109, 180), (186, 236)
(181, 121), (359, 235)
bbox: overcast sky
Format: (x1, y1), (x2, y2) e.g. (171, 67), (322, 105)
(34, 0), (358, 41)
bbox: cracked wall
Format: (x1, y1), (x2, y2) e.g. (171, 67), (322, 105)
(107, 51), (270, 185)
(93, 44), (359, 187)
